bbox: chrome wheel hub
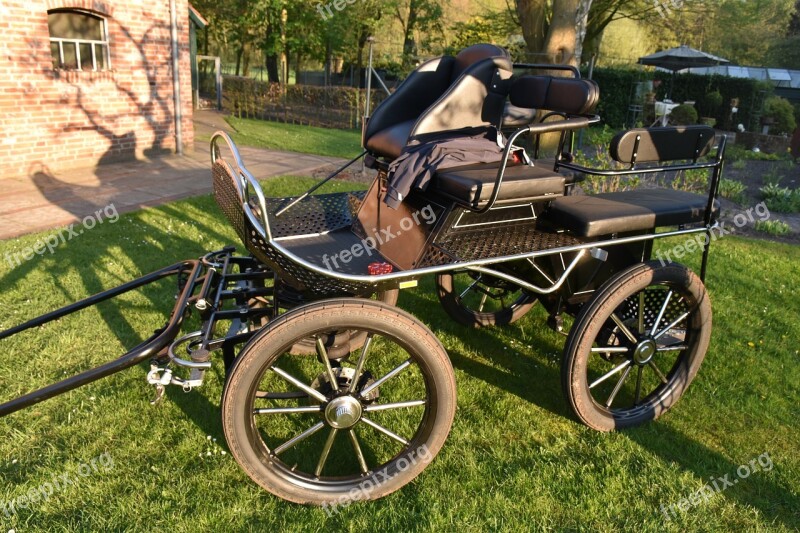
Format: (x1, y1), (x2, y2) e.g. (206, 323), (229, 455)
(633, 339), (657, 365)
(324, 396), (362, 429)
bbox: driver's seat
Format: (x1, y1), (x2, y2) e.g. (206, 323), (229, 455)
(363, 44), (514, 160)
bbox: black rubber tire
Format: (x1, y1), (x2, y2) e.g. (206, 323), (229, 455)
(288, 289), (399, 358)
(561, 261), (712, 431)
(222, 298), (456, 505)
(436, 272), (537, 328)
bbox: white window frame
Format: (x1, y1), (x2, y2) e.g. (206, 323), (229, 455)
(48, 10), (111, 71)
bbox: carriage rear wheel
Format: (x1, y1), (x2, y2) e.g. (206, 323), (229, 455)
(436, 272), (537, 327)
(561, 261), (711, 431)
(222, 299), (456, 505)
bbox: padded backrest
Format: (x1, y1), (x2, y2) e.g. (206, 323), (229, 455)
(364, 56), (455, 143)
(364, 44), (512, 147)
(412, 56), (513, 136)
(509, 75), (600, 115)
(451, 43), (510, 81)
(610, 126), (716, 163)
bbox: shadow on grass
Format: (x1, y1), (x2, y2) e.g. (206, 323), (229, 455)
(402, 289), (800, 528)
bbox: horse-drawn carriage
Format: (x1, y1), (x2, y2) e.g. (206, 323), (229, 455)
(1, 44), (724, 505)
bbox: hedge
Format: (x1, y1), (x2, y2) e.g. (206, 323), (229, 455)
(582, 67), (772, 130)
(221, 77), (389, 130)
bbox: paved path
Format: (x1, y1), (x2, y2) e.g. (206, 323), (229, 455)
(0, 110), (349, 240)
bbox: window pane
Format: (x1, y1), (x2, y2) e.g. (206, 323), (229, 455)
(50, 41), (60, 69)
(79, 43), (93, 70)
(95, 44), (107, 70)
(62, 42), (78, 69)
(48, 11), (104, 41)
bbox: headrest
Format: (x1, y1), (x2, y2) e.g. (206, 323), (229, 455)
(452, 43), (511, 80)
(509, 75), (599, 115)
(610, 126), (716, 163)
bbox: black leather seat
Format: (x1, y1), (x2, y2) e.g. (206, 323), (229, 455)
(364, 44), (513, 160)
(429, 74), (599, 210)
(543, 189), (717, 237)
(434, 163), (565, 209)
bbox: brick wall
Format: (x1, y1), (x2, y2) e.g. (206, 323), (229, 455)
(0, 0), (194, 178)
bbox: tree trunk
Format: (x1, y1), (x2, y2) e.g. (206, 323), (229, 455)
(235, 45), (243, 76)
(573, 0), (593, 66)
(266, 55), (280, 84)
(516, 0), (548, 58)
(402, 0), (420, 67)
(324, 39), (332, 86)
(543, 0), (580, 65)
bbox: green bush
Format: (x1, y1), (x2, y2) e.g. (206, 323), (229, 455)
(669, 104), (698, 125)
(762, 96), (797, 135)
(655, 72), (770, 131)
(702, 90), (723, 117)
(755, 219), (791, 236)
(760, 184), (800, 213)
(582, 67), (646, 128)
(719, 178), (747, 203)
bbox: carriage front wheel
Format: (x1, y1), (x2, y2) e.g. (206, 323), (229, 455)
(562, 261), (712, 431)
(222, 299), (456, 505)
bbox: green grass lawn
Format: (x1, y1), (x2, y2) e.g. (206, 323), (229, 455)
(225, 117), (364, 159)
(1, 176), (799, 531)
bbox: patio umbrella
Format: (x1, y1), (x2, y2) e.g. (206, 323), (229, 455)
(638, 45), (729, 98)
(637, 45), (729, 72)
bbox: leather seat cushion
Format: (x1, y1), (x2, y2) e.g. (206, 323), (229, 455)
(365, 120), (415, 159)
(543, 189), (717, 237)
(434, 163), (565, 208)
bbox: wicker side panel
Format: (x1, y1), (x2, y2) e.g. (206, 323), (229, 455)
(212, 161), (248, 246)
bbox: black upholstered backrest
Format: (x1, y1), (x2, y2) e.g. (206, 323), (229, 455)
(412, 55), (513, 136)
(364, 56), (455, 144)
(610, 126), (716, 164)
(451, 43), (511, 80)
(364, 44), (512, 147)
(509, 75), (599, 115)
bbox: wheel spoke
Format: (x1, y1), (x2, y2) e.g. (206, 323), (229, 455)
(273, 421), (325, 455)
(364, 399), (427, 412)
(590, 346), (629, 354)
(610, 313), (638, 343)
(634, 366), (643, 405)
(360, 359), (412, 397)
(648, 360), (669, 384)
(650, 289), (674, 336)
(347, 333), (374, 394)
(253, 406), (321, 415)
(360, 416), (409, 445)
(657, 344), (688, 352)
(605, 365), (632, 407)
(255, 391), (306, 400)
(459, 276), (482, 299)
(271, 366), (328, 403)
(314, 428), (339, 477)
(348, 430), (369, 474)
(316, 336), (339, 392)
(654, 310), (691, 340)
(478, 293), (488, 312)
(589, 359), (631, 389)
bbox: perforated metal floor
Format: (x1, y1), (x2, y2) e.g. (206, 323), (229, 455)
(423, 224), (583, 265)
